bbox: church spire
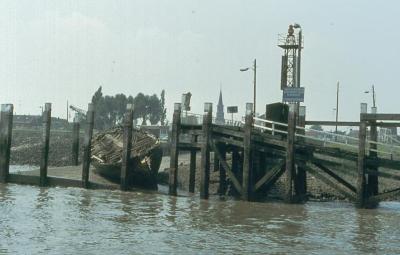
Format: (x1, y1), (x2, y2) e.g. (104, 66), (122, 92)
(216, 88), (225, 124)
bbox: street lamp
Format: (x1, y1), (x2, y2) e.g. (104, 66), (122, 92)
(240, 58), (257, 115)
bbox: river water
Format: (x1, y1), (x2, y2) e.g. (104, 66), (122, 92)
(1, 167), (400, 254)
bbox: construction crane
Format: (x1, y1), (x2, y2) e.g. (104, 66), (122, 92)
(69, 104), (87, 122)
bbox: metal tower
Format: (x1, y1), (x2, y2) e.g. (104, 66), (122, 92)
(278, 24), (303, 90)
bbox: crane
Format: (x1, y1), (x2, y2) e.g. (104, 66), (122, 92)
(69, 104), (87, 122)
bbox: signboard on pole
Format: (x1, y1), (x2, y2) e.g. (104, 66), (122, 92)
(282, 87), (305, 102)
(227, 106), (238, 114)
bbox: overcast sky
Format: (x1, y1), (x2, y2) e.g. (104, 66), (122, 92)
(0, 0), (399, 123)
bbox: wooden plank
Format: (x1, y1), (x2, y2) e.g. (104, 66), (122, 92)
(189, 135), (197, 193)
(252, 133), (287, 148)
(180, 124), (202, 130)
(0, 104), (13, 183)
(254, 161), (285, 191)
(120, 104), (134, 191)
(71, 121), (80, 166)
(366, 169), (400, 181)
(285, 108), (296, 203)
(312, 147), (358, 162)
(212, 136), (243, 147)
(180, 129), (203, 136)
(200, 107), (212, 199)
(310, 162), (357, 193)
(211, 142), (242, 195)
(366, 157), (400, 171)
(242, 113), (253, 201)
(168, 106), (181, 196)
(368, 188), (400, 203)
(212, 125), (244, 139)
(81, 103), (95, 189)
(178, 142), (201, 150)
(368, 122), (378, 197)
(356, 121), (367, 207)
(39, 103), (52, 187)
(306, 120), (360, 126)
(218, 144), (227, 195)
(361, 113), (400, 121)
(305, 164), (357, 201)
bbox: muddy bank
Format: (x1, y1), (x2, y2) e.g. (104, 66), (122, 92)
(10, 129), (84, 167)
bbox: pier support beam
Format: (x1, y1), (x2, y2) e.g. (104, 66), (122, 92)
(189, 135), (197, 193)
(218, 144), (227, 195)
(356, 120), (367, 208)
(242, 103), (254, 201)
(39, 103), (52, 187)
(120, 104), (134, 191)
(71, 119), (80, 166)
(82, 103), (95, 189)
(169, 103), (181, 196)
(368, 121), (378, 199)
(200, 103), (212, 199)
(285, 104), (296, 203)
(295, 106), (307, 201)
(0, 104), (13, 183)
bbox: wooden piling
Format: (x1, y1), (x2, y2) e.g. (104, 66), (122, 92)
(218, 144), (227, 195)
(285, 105), (296, 203)
(356, 120), (367, 208)
(200, 103), (212, 199)
(368, 121), (378, 198)
(0, 104), (13, 183)
(213, 148), (220, 172)
(39, 103), (52, 187)
(82, 103), (95, 189)
(71, 120), (80, 166)
(296, 106), (307, 201)
(120, 104), (134, 191)
(242, 103), (253, 201)
(168, 103), (181, 196)
(189, 135), (197, 193)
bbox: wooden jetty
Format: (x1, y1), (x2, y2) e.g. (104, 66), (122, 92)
(168, 102), (400, 209)
(1, 101), (400, 209)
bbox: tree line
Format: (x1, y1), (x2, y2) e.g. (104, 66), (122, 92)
(91, 86), (167, 130)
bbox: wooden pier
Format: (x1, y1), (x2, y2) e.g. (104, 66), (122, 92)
(1, 102), (400, 209)
(167, 102), (400, 208)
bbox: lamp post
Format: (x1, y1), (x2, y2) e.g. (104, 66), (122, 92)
(240, 59), (257, 115)
(364, 84), (376, 113)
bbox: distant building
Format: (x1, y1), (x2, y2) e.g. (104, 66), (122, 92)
(216, 90), (225, 124)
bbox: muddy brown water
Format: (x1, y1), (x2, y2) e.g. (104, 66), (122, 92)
(1, 167), (400, 254)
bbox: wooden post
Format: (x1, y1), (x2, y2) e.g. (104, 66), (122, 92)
(296, 106), (307, 201)
(120, 104), (134, 191)
(0, 104), (13, 183)
(368, 121), (378, 199)
(71, 119), (80, 166)
(200, 103), (212, 199)
(39, 103), (52, 187)
(189, 135), (197, 193)
(169, 103), (181, 196)
(285, 104), (296, 203)
(218, 144), (227, 195)
(82, 103), (95, 189)
(230, 148), (241, 196)
(213, 148), (220, 172)
(242, 103), (253, 201)
(357, 120), (367, 208)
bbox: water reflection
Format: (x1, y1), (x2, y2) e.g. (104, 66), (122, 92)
(353, 210), (381, 254)
(0, 184), (399, 254)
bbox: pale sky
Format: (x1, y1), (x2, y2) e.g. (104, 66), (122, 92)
(0, 0), (399, 123)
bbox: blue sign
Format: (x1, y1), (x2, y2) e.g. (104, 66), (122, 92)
(283, 87), (305, 102)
